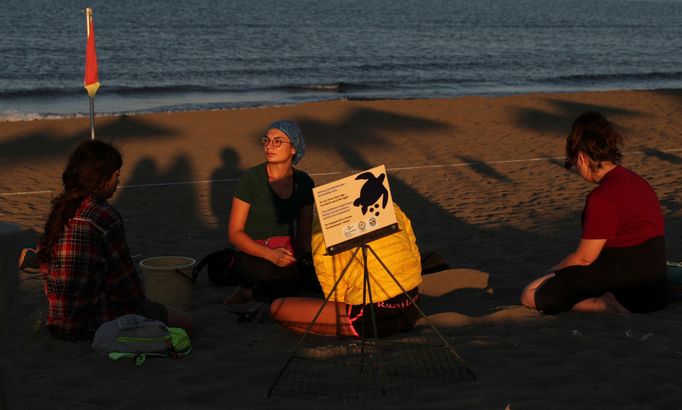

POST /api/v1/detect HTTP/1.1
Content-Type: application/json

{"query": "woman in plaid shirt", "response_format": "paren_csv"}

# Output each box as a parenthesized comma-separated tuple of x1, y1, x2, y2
(38, 140, 192, 340)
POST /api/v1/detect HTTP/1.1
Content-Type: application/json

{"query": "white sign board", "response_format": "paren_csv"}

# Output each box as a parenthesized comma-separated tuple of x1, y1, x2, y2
(313, 165, 398, 254)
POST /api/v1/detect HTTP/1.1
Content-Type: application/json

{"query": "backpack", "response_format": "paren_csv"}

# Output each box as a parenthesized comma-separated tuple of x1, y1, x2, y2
(193, 247, 237, 286)
(92, 314, 191, 366)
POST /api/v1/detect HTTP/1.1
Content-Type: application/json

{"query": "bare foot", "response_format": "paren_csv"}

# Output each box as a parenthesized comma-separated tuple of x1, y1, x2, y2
(223, 287, 252, 305)
(572, 292, 631, 314)
(601, 292, 631, 315)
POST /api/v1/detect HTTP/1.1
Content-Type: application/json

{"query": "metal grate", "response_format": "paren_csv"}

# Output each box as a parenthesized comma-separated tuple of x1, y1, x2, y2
(269, 337, 474, 400)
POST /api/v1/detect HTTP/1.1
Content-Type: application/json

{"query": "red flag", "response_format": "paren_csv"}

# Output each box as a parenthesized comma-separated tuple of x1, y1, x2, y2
(84, 8, 100, 97)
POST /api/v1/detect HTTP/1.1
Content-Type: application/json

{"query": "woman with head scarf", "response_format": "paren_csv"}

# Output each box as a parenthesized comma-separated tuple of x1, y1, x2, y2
(224, 120, 319, 304)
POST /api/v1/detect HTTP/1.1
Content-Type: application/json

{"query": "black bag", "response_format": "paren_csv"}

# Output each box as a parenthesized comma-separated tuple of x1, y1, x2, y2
(420, 251, 449, 275)
(193, 248, 237, 286)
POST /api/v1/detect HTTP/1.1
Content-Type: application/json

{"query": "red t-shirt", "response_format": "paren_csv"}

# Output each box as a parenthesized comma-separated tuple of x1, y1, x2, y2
(582, 165, 664, 248)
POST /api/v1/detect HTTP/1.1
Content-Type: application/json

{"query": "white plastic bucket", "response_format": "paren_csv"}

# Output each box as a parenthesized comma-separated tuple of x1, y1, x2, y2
(139, 256, 196, 310)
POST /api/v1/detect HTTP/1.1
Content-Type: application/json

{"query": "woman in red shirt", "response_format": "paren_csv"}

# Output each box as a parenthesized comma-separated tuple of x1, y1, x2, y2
(521, 112, 667, 314)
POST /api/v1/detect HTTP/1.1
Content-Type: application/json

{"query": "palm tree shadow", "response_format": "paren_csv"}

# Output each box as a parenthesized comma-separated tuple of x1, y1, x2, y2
(511, 98, 644, 136)
(456, 155, 513, 184)
(0, 115, 179, 166)
(652, 89, 682, 106)
(642, 147, 682, 238)
(288, 106, 563, 311)
(297, 106, 452, 154)
(643, 147, 682, 165)
(547, 158, 565, 169)
(345, 148, 544, 305)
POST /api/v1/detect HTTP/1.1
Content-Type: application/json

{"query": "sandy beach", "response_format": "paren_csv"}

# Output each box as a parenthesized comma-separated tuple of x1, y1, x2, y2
(2, 89, 682, 409)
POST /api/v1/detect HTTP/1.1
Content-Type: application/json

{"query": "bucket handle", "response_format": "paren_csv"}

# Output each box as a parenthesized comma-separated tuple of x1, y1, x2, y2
(175, 268, 197, 284)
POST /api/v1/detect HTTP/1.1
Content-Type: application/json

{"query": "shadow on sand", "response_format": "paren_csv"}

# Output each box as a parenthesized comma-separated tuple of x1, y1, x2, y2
(0, 115, 178, 166)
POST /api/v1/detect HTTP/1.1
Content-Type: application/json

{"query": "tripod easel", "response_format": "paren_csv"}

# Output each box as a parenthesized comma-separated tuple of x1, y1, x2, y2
(268, 238, 476, 398)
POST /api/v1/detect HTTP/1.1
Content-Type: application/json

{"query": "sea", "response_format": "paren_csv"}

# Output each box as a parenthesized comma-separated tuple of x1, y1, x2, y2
(1, 0, 681, 120)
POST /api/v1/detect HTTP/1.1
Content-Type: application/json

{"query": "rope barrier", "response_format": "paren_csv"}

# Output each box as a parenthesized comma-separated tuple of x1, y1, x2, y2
(2, 148, 681, 197)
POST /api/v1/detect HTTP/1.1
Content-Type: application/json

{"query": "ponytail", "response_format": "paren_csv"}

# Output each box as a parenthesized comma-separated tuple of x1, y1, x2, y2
(38, 140, 122, 263)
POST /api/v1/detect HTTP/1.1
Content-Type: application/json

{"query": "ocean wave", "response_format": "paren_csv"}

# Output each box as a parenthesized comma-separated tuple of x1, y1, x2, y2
(0, 88, 75, 98)
(0, 110, 85, 122)
(0, 99, 301, 122)
(0, 84, 228, 99)
(547, 71, 682, 84)
(278, 82, 364, 93)
(104, 84, 221, 95)
(0, 82, 362, 100)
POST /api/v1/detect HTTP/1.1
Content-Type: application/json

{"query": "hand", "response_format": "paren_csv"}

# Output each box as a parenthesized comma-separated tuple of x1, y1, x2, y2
(269, 247, 297, 267)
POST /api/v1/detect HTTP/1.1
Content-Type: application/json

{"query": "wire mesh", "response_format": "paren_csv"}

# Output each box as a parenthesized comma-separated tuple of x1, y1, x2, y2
(269, 337, 474, 400)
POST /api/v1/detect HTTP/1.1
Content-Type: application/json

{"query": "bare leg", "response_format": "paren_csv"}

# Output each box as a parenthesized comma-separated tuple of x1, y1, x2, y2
(521, 273, 555, 309)
(571, 292, 630, 314)
(270, 297, 356, 337)
(166, 305, 193, 335)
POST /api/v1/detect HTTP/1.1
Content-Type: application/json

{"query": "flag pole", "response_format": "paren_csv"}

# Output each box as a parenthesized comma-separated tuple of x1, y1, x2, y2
(83, 8, 100, 140)
(89, 95, 95, 140)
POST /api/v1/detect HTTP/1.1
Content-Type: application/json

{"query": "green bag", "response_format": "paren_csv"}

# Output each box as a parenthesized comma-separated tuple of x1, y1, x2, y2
(92, 314, 191, 366)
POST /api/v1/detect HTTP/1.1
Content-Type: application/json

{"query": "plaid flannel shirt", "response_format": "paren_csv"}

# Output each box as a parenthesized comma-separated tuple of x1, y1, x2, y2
(41, 195, 145, 340)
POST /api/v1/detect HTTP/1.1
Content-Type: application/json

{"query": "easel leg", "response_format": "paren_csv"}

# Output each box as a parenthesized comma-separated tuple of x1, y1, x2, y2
(366, 245, 476, 380)
(268, 246, 362, 396)
(268, 242, 476, 398)
(361, 245, 380, 340)
(360, 245, 388, 395)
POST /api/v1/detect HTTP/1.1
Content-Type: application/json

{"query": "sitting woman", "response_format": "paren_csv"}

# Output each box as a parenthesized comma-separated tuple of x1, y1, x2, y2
(38, 140, 192, 341)
(224, 120, 318, 304)
(521, 112, 667, 314)
(270, 204, 422, 338)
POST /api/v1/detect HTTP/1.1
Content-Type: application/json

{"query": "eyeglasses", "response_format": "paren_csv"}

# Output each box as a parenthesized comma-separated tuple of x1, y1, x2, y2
(260, 136, 291, 148)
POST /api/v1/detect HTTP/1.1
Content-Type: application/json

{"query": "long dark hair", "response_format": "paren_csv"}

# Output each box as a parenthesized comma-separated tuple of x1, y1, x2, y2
(564, 112, 623, 170)
(38, 140, 123, 262)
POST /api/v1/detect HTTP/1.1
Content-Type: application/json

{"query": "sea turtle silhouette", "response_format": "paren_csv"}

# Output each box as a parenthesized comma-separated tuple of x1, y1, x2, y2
(353, 172, 388, 215)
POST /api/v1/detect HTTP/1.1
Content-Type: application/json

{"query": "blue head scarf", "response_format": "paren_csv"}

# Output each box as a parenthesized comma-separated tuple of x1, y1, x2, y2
(268, 120, 305, 165)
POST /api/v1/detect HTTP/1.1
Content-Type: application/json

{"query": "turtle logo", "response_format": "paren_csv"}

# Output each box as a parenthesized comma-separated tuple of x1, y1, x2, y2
(353, 172, 388, 215)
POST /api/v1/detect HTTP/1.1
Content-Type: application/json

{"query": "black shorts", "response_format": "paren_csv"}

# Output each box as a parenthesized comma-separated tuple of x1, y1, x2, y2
(230, 251, 320, 302)
(535, 236, 667, 314)
(347, 287, 420, 338)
